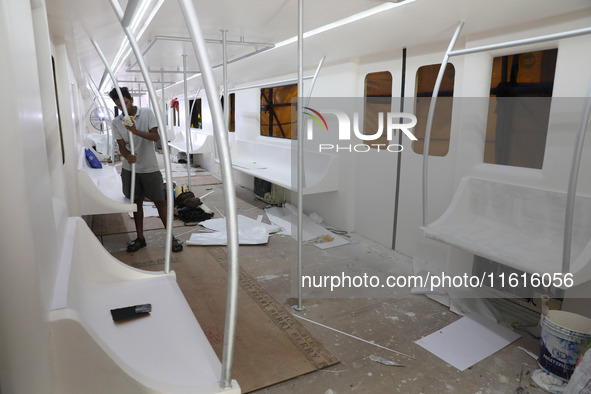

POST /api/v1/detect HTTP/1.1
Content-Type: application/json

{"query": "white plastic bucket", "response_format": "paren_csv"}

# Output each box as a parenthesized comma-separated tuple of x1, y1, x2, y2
(539, 310, 591, 381)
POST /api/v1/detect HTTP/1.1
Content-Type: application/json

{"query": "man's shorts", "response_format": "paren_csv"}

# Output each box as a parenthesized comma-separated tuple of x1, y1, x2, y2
(121, 169, 165, 202)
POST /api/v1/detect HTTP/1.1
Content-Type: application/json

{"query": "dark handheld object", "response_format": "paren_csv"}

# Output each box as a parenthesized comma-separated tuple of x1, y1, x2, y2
(110, 304, 152, 322)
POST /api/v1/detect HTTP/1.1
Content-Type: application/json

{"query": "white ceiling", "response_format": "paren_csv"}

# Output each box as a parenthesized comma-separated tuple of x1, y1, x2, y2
(46, 0, 591, 99)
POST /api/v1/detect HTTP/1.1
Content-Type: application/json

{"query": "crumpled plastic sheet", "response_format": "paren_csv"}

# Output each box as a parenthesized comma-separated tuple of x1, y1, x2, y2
(187, 227, 269, 246)
(187, 214, 277, 246)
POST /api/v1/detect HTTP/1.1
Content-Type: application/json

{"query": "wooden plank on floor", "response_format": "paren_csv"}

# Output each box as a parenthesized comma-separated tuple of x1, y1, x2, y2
(112, 245, 338, 392)
(91, 212, 185, 236)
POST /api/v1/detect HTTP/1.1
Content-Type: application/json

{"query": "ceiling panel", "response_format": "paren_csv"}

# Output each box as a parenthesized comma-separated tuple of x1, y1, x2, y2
(45, 0, 591, 99)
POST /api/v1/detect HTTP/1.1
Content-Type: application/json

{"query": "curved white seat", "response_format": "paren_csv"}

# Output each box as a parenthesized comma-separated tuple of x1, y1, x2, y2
(230, 139, 338, 195)
(424, 176, 591, 286)
(169, 129, 214, 154)
(49, 217, 240, 393)
(78, 151, 135, 215)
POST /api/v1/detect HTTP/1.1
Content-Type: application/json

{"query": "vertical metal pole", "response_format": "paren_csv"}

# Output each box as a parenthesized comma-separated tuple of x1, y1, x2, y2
(161, 70, 165, 117)
(563, 81, 591, 274)
(422, 21, 464, 226)
(90, 38, 136, 203)
(183, 54, 192, 191)
(222, 29, 229, 129)
(178, 0, 239, 388)
(295, 0, 305, 311)
(392, 47, 407, 250)
(108, 0, 174, 273)
(161, 69, 166, 157)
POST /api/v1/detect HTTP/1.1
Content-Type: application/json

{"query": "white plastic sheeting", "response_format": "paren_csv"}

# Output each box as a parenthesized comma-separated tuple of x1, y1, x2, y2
(187, 215, 280, 246)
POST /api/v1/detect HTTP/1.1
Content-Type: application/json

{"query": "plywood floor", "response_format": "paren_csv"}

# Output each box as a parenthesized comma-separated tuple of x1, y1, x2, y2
(96, 165, 548, 394)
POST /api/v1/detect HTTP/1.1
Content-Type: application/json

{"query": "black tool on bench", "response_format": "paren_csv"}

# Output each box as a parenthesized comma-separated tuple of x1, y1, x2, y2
(110, 304, 152, 322)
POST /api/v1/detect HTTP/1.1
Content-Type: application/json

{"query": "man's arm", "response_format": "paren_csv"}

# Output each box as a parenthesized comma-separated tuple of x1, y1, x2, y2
(116, 139, 137, 164)
(126, 123, 160, 142)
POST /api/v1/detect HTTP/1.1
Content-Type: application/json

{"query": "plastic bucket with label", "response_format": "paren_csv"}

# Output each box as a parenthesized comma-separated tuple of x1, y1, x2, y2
(539, 310, 591, 381)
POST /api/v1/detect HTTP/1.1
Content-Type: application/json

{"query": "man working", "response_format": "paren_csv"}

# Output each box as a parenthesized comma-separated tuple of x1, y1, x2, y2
(109, 86, 183, 253)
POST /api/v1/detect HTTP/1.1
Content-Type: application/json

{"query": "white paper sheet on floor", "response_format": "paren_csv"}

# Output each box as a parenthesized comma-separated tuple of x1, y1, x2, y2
(187, 226, 269, 245)
(414, 313, 521, 371)
(128, 202, 160, 218)
(264, 204, 349, 249)
(186, 214, 279, 246)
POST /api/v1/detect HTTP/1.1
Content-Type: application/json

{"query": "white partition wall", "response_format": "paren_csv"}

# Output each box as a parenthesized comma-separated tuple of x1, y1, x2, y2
(0, 0, 59, 391)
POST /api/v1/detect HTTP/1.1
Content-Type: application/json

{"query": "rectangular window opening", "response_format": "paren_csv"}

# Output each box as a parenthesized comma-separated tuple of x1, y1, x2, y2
(413, 63, 454, 156)
(363, 71, 393, 149)
(260, 84, 297, 139)
(484, 49, 557, 169)
(189, 98, 202, 129)
(220, 93, 236, 132)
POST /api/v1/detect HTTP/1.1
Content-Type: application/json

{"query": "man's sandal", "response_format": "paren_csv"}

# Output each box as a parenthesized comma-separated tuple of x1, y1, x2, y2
(172, 237, 183, 253)
(127, 237, 146, 252)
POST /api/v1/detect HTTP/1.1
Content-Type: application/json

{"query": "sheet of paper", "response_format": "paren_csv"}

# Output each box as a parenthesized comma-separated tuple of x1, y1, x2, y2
(414, 313, 521, 371)
(128, 202, 159, 218)
(200, 215, 281, 234)
(187, 227, 268, 245)
(265, 204, 349, 249)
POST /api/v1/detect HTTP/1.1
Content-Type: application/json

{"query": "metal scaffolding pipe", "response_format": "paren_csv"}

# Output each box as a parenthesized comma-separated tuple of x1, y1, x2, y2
(422, 21, 464, 226)
(108, 0, 174, 273)
(90, 38, 137, 203)
(229, 75, 313, 93)
(178, 0, 239, 388)
(126, 34, 275, 71)
(183, 54, 192, 191)
(153, 34, 275, 46)
(117, 79, 177, 84)
(295, 0, 305, 312)
(120, 0, 140, 29)
(563, 81, 591, 275)
(449, 26, 591, 57)
(125, 43, 274, 77)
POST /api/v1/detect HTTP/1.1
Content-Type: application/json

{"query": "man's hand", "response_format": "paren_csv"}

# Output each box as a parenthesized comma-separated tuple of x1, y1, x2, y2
(126, 123, 139, 135)
(126, 154, 137, 164)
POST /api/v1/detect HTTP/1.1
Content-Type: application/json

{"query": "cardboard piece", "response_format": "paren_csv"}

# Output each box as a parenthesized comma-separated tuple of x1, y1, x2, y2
(415, 313, 520, 371)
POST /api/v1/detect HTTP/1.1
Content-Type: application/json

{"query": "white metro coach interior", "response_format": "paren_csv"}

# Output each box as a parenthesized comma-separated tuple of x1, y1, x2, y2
(1, 0, 591, 392)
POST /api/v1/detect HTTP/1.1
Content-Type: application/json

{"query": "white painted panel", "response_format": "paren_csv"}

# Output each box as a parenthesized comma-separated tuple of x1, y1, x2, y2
(0, 0, 55, 391)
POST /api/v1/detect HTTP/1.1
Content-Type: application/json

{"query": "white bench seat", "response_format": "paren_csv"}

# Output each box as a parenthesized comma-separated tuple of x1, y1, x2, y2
(169, 129, 214, 154)
(49, 217, 240, 393)
(78, 151, 135, 215)
(230, 139, 338, 195)
(424, 176, 591, 286)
